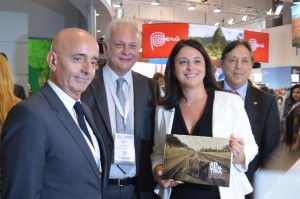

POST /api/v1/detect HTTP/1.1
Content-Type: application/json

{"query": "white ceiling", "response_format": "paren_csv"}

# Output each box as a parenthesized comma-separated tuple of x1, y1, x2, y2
(117, 0, 293, 31)
(67, 0, 294, 38)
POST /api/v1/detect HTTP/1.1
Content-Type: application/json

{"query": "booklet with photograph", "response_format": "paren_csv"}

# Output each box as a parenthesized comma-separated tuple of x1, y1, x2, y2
(162, 134, 232, 187)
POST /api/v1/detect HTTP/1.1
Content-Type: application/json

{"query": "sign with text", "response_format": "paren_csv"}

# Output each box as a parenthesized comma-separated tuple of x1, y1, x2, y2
(142, 23, 189, 58)
(244, 30, 269, 62)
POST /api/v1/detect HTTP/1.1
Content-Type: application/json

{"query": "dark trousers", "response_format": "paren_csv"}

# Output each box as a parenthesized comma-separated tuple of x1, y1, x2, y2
(104, 184, 159, 199)
(105, 184, 139, 199)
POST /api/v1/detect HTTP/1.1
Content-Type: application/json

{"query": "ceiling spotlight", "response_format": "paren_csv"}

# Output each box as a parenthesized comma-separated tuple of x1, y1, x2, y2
(293, 0, 300, 4)
(151, 0, 161, 6)
(116, 8, 124, 18)
(266, 8, 273, 15)
(112, 0, 122, 8)
(188, 4, 196, 11)
(242, 15, 248, 21)
(213, 6, 221, 13)
(228, 18, 234, 25)
(275, 3, 283, 15)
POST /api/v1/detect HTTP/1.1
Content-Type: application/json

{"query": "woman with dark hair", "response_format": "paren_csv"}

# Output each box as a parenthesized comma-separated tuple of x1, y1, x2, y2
(283, 84, 300, 150)
(151, 39, 258, 199)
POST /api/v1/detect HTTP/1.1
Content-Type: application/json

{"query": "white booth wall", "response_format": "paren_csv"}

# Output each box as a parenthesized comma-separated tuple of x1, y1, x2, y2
(0, 11, 28, 95)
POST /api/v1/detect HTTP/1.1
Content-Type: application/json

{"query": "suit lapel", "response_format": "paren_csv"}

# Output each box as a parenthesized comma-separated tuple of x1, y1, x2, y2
(132, 72, 145, 139)
(41, 84, 102, 183)
(245, 86, 256, 108)
(81, 103, 107, 185)
(245, 85, 259, 123)
(91, 69, 113, 140)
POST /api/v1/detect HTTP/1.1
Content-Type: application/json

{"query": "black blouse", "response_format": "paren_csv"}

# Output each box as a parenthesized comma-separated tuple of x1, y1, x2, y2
(170, 91, 220, 199)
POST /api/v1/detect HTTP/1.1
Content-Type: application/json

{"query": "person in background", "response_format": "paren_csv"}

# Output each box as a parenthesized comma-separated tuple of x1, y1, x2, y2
(260, 86, 270, 94)
(1, 28, 107, 199)
(0, 53, 22, 196)
(13, 84, 26, 99)
(81, 18, 159, 199)
(292, 132, 300, 150)
(0, 54, 21, 132)
(220, 39, 280, 199)
(0, 52, 27, 99)
(269, 88, 275, 96)
(283, 84, 300, 155)
(276, 88, 286, 119)
(153, 72, 165, 97)
(151, 39, 258, 199)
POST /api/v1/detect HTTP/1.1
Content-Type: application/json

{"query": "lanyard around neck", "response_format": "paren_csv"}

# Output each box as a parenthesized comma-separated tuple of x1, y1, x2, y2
(108, 81, 130, 126)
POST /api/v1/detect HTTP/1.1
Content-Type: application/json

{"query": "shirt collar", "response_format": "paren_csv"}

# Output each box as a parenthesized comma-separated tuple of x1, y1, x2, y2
(103, 65, 133, 86)
(223, 80, 248, 101)
(47, 79, 77, 111)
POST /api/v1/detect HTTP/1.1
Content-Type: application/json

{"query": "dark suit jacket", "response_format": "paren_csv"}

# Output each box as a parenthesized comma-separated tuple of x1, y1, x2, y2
(1, 83, 107, 199)
(244, 84, 280, 184)
(220, 81, 280, 184)
(81, 68, 159, 197)
(13, 84, 26, 99)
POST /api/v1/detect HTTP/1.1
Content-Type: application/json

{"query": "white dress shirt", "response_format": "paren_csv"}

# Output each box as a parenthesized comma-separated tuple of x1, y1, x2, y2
(103, 65, 136, 178)
(47, 80, 101, 172)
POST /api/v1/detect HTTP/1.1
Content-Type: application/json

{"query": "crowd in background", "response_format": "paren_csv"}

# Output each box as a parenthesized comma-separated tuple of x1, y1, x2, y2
(258, 85, 300, 169)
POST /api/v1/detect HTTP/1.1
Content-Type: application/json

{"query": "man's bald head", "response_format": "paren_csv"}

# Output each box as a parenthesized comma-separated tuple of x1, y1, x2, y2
(50, 28, 97, 53)
(47, 28, 99, 100)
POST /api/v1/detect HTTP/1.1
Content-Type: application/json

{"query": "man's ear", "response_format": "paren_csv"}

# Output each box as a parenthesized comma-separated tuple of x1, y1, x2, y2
(47, 51, 57, 72)
(102, 42, 108, 55)
(220, 60, 224, 70)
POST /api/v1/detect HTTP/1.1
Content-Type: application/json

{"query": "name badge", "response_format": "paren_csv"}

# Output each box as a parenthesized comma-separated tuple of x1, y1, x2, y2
(114, 133, 135, 165)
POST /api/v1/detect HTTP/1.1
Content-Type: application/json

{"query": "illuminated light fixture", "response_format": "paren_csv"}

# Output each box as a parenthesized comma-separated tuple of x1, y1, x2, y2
(242, 15, 248, 21)
(116, 8, 124, 18)
(214, 22, 220, 26)
(97, 30, 101, 33)
(275, 2, 283, 15)
(188, 4, 196, 11)
(266, 8, 273, 15)
(228, 18, 234, 25)
(112, 0, 122, 8)
(95, 13, 99, 16)
(293, 0, 300, 4)
(213, 7, 221, 13)
(112, 3, 121, 8)
(151, 0, 161, 6)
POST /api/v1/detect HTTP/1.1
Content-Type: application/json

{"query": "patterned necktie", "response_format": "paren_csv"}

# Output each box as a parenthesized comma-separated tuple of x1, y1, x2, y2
(74, 102, 93, 145)
(115, 77, 133, 174)
(116, 77, 129, 133)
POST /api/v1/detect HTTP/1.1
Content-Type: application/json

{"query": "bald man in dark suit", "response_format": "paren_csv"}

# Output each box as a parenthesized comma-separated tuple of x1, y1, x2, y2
(1, 28, 107, 199)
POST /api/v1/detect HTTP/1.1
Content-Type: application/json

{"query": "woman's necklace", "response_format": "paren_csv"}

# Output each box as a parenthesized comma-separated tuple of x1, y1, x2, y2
(184, 95, 207, 107)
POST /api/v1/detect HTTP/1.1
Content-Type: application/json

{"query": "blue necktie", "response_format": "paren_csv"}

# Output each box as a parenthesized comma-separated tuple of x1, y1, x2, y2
(116, 77, 128, 133)
(74, 102, 93, 145)
(115, 77, 133, 174)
